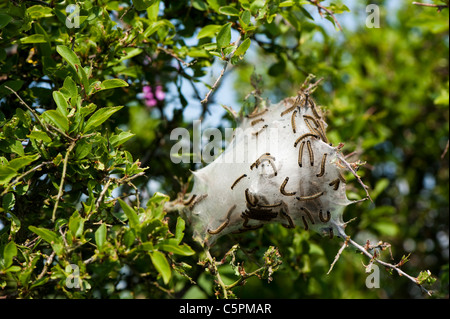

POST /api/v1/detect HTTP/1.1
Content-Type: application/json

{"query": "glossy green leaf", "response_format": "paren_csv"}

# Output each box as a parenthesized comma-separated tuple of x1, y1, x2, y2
(216, 22, 232, 49)
(0, 166, 17, 185)
(98, 79, 129, 92)
(28, 130, 52, 143)
(20, 34, 47, 44)
(53, 91, 69, 116)
(197, 24, 222, 39)
(95, 224, 107, 252)
(158, 243, 195, 256)
(0, 13, 13, 29)
(29, 226, 60, 244)
(174, 217, 185, 244)
(1, 241, 17, 269)
(2, 193, 15, 211)
(234, 38, 251, 57)
(56, 45, 81, 70)
(118, 199, 139, 230)
(83, 106, 124, 133)
(219, 6, 240, 16)
(133, 0, 157, 11)
(8, 154, 40, 171)
(42, 110, 69, 132)
(150, 251, 171, 284)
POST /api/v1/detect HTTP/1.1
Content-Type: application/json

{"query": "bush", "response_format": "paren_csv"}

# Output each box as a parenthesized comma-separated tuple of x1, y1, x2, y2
(0, 0, 448, 299)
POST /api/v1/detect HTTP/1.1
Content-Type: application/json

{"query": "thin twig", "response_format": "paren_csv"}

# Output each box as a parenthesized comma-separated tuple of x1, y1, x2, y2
(412, 2, 449, 12)
(201, 62, 229, 106)
(5, 86, 51, 135)
(335, 227, 432, 296)
(37, 251, 55, 280)
(95, 178, 112, 211)
(204, 248, 229, 299)
(327, 235, 350, 274)
(336, 152, 373, 202)
(200, 36, 241, 107)
(52, 140, 77, 222)
(1, 160, 53, 197)
(309, 0, 343, 31)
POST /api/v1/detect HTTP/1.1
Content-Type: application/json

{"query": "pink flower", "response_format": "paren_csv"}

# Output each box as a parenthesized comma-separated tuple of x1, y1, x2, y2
(142, 85, 165, 108)
(155, 85, 165, 101)
(145, 98, 157, 108)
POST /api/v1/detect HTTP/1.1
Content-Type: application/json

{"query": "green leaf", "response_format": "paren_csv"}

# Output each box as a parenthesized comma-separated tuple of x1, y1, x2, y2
(28, 130, 52, 143)
(75, 138, 92, 160)
(192, 0, 208, 11)
(83, 106, 124, 133)
(56, 45, 81, 71)
(279, 1, 294, 7)
(197, 24, 222, 39)
(42, 109, 69, 132)
(133, 0, 157, 11)
(118, 199, 139, 230)
(0, 13, 13, 29)
(417, 270, 436, 285)
(28, 226, 60, 244)
(68, 211, 84, 239)
(219, 6, 240, 16)
(98, 79, 129, 91)
(8, 154, 40, 170)
(149, 251, 171, 284)
(2, 242, 17, 269)
(27, 5, 53, 19)
(159, 243, 195, 256)
(216, 22, 232, 49)
(61, 77, 78, 100)
(0, 166, 17, 185)
(20, 34, 47, 44)
(174, 217, 185, 244)
(53, 91, 69, 116)
(110, 130, 135, 147)
(9, 140, 24, 157)
(2, 193, 15, 211)
(234, 38, 251, 57)
(95, 224, 107, 252)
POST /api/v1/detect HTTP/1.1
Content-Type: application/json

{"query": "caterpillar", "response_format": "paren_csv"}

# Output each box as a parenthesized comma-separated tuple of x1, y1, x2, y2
(231, 174, 247, 190)
(316, 153, 327, 177)
(280, 177, 297, 196)
(294, 133, 319, 147)
(207, 205, 237, 234)
(296, 191, 324, 201)
(319, 209, 331, 223)
(247, 108, 268, 119)
(301, 207, 315, 225)
(298, 141, 305, 167)
(291, 109, 297, 134)
(252, 124, 268, 136)
(189, 194, 208, 210)
(307, 140, 314, 166)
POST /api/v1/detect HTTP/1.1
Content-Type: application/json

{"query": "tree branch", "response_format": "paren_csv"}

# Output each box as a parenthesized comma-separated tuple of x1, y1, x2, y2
(5, 86, 52, 136)
(335, 227, 433, 296)
(52, 140, 76, 222)
(412, 2, 449, 12)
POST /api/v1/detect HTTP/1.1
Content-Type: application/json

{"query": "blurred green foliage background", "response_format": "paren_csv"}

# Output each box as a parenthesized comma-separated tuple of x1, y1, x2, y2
(0, 0, 448, 299)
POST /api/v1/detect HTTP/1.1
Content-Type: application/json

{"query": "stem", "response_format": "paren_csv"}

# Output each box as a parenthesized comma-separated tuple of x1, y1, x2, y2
(52, 141, 76, 222)
(1, 160, 53, 197)
(335, 227, 432, 296)
(204, 248, 228, 299)
(5, 86, 52, 136)
(200, 36, 241, 109)
(412, 2, 449, 12)
(336, 152, 373, 202)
